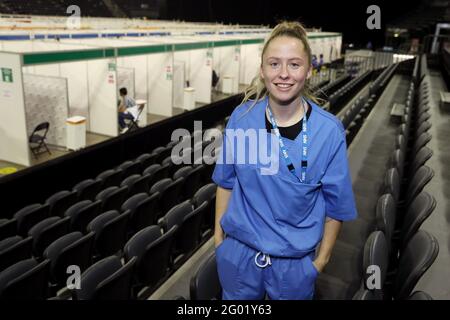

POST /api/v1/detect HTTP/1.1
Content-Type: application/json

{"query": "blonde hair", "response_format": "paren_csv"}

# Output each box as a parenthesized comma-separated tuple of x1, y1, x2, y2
(241, 21, 319, 109)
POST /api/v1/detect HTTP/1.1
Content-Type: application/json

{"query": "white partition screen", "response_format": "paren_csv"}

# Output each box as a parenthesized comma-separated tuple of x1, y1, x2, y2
(88, 59, 118, 137)
(117, 67, 135, 98)
(147, 52, 173, 117)
(117, 55, 147, 101)
(172, 60, 185, 109)
(215, 45, 240, 94)
(59, 61, 89, 126)
(0, 52, 30, 166)
(190, 48, 212, 104)
(335, 37, 342, 60)
(239, 43, 262, 85)
(213, 47, 221, 80)
(23, 74, 69, 148)
(20, 60, 90, 130)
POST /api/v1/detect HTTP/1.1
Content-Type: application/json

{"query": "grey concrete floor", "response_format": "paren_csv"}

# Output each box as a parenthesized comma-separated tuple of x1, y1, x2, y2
(348, 74, 409, 183)
(148, 237, 215, 300)
(336, 83, 372, 119)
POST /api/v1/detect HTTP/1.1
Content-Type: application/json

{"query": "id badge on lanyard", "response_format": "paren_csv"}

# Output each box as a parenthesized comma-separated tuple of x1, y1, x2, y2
(266, 98, 308, 183)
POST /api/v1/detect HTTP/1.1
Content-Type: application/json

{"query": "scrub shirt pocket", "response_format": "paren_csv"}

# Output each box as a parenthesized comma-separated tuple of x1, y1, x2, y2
(237, 163, 322, 228)
(270, 173, 322, 227)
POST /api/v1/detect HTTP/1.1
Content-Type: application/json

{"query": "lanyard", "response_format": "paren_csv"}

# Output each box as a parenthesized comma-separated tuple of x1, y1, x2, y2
(266, 98, 308, 183)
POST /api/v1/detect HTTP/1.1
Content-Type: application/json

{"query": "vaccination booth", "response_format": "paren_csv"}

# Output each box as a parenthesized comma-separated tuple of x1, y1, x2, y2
(0, 41, 118, 166)
(57, 37, 165, 121)
(123, 36, 214, 112)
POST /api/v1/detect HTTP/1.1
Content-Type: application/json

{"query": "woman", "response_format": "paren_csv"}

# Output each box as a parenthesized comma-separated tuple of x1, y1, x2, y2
(212, 21, 357, 300)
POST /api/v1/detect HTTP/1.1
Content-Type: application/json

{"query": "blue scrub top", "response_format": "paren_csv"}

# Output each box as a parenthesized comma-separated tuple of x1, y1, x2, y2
(212, 96, 358, 258)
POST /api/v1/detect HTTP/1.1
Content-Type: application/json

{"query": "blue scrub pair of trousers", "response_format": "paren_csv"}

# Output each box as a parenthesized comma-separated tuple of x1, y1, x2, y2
(215, 236, 319, 300)
(119, 112, 134, 129)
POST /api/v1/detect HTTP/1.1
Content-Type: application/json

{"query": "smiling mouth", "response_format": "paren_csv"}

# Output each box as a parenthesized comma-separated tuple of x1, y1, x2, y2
(274, 83, 294, 88)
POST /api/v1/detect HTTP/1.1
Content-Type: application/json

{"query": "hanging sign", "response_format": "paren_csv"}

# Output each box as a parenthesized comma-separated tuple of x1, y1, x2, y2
(1, 68, 13, 83)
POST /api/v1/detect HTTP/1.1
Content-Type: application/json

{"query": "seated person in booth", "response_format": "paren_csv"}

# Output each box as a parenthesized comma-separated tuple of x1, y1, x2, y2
(118, 87, 138, 133)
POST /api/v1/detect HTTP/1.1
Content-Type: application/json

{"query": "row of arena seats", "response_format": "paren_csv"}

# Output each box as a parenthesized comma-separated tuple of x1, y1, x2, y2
(0, 136, 218, 236)
(0, 131, 223, 299)
(310, 78, 330, 93)
(314, 69, 437, 300)
(184, 58, 439, 300)
(316, 74, 351, 100)
(339, 62, 399, 146)
(340, 94, 376, 145)
(419, 54, 428, 84)
(410, 53, 428, 87)
(327, 70, 372, 113)
(369, 63, 399, 96)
